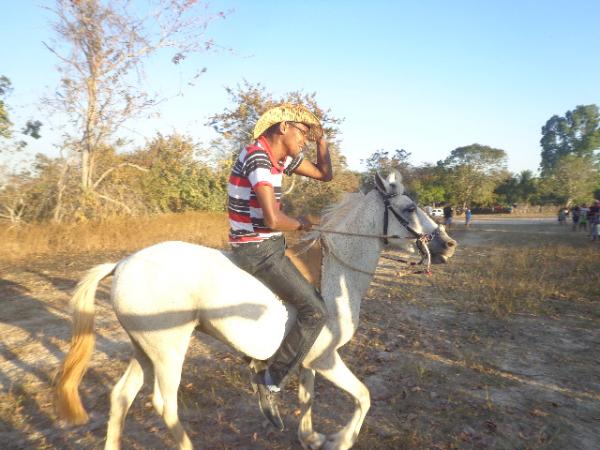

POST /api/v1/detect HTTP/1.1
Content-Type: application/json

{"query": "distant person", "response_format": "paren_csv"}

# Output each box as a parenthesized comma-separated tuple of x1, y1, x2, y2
(443, 204, 453, 228)
(558, 208, 567, 226)
(571, 205, 580, 231)
(578, 205, 589, 232)
(465, 207, 472, 228)
(589, 200, 600, 241)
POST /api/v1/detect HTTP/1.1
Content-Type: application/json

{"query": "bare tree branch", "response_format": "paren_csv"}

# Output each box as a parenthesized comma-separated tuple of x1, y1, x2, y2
(93, 162, 148, 189)
(93, 191, 132, 214)
(43, 0, 229, 194)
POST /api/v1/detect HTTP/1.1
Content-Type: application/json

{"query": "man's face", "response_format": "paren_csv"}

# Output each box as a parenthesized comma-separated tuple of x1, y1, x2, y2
(283, 122, 309, 157)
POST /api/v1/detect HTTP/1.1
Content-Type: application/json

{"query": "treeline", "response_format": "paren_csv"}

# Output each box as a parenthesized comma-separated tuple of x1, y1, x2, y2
(0, 81, 362, 223)
(363, 104, 600, 210)
(1, 82, 600, 224)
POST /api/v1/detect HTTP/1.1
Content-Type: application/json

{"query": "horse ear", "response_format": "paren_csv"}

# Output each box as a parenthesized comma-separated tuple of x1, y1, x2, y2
(374, 172, 388, 193)
(386, 170, 404, 195)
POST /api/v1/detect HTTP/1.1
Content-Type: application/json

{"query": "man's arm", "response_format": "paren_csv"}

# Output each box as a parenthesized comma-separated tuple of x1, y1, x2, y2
(254, 185, 311, 231)
(292, 136, 333, 181)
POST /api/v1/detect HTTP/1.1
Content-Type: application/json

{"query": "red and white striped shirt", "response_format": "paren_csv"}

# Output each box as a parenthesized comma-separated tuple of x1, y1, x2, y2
(228, 137, 303, 244)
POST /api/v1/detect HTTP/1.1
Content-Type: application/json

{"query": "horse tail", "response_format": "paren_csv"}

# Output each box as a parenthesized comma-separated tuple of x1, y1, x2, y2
(54, 262, 117, 424)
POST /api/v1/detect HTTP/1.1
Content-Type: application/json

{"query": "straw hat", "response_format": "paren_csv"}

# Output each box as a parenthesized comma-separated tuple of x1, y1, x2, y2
(253, 103, 322, 140)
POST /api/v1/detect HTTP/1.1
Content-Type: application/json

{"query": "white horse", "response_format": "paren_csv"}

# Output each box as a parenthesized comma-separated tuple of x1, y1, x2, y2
(54, 172, 456, 450)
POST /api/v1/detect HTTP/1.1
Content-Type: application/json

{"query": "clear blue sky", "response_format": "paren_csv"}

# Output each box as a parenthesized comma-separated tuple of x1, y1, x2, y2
(1, 0, 599, 174)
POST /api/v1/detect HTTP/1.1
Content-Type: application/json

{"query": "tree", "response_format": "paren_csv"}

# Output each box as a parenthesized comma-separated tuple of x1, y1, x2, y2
(131, 133, 227, 213)
(0, 76, 43, 154)
(494, 173, 519, 205)
(207, 81, 359, 214)
(442, 144, 507, 208)
(43, 0, 228, 196)
(0, 154, 70, 224)
(0, 76, 13, 139)
(539, 155, 598, 206)
(410, 164, 446, 205)
(540, 104, 600, 174)
(360, 148, 411, 192)
(0, 76, 44, 223)
(494, 170, 539, 205)
(516, 170, 538, 204)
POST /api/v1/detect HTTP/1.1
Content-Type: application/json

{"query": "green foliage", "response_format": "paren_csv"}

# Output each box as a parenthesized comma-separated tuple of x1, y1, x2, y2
(22, 120, 42, 139)
(0, 76, 43, 168)
(132, 134, 227, 213)
(440, 144, 507, 208)
(412, 180, 446, 205)
(444, 144, 507, 173)
(540, 104, 600, 175)
(538, 154, 598, 206)
(494, 170, 539, 205)
(207, 81, 344, 151)
(0, 133, 230, 224)
(400, 163, 445, 205)
(0, 76, 13, 139)
(284, 141, 359, 214)
(359, 148, 411, 192)
(0, 153, 71, 223)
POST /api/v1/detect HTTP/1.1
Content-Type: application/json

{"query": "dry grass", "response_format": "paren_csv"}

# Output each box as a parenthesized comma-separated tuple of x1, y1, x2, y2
(2, 216, 599, 448)
(0, 212, 229, 263)
(430, 227, 600, 316)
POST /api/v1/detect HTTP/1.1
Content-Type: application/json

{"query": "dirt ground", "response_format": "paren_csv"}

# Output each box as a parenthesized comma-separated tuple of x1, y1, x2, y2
(1, 220, 599, 449)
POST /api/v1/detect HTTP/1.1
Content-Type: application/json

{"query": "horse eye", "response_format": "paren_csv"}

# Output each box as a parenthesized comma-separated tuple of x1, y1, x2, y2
(405, 206, 416, 214)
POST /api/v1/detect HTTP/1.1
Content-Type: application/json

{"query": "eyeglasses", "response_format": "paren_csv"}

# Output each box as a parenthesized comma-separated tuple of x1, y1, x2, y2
(288, 122, 309, 138)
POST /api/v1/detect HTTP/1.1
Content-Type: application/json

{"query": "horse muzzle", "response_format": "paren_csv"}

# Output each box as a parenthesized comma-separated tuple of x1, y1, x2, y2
(428, 234, 457, 264)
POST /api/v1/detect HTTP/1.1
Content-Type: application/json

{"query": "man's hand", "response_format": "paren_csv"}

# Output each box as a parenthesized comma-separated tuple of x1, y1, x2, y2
(292, 136, 332, 182)
(297, 216, 313, 231)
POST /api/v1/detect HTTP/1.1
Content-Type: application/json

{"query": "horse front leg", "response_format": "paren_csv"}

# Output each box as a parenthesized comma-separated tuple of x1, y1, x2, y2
(298, 367, 326, 450)
(314, 352, 370, 450)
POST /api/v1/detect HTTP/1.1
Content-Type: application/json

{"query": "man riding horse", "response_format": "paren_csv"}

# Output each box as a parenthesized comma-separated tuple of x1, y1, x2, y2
(54, 104, 457, 450)
(228, 104, 332, 429)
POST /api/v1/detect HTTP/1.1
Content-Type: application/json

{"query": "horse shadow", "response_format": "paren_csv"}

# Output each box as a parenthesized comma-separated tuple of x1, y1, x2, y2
(0, 276, 158, 448)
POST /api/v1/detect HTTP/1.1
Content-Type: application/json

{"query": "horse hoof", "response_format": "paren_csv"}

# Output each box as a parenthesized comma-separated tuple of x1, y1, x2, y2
(321, 433, 353, 450)
(300, 432, 326, 450)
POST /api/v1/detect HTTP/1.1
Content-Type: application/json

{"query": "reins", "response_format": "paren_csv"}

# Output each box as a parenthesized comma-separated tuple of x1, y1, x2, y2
(311, 227, 415, 241)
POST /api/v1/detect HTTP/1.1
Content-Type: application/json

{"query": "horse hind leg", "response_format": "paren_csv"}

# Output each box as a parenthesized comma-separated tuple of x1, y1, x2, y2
(298, 367, 326, 450)
(104, 348, 148, 450)
(152, 373, 164, 416)
(312, 352, 370, 450)
(153, 350, 193, 450)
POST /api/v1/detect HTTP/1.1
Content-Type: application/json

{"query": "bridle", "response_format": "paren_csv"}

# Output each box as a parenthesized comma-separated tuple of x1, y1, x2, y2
(296, 189, 441, 275)
(376, 187, 440, 273)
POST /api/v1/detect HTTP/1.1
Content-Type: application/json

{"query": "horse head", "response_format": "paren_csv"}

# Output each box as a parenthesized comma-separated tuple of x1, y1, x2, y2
(374, 171, 457, 264)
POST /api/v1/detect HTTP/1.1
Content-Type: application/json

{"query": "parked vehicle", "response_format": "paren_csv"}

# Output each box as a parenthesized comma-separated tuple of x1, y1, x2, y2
(430, 208, 444, 217)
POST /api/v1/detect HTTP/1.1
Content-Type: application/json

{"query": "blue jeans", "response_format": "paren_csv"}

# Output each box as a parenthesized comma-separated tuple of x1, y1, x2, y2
(230, 235, 327, 388)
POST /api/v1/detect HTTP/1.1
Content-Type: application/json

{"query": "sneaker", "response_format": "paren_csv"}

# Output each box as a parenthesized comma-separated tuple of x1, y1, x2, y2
(253, 371, 284, 431)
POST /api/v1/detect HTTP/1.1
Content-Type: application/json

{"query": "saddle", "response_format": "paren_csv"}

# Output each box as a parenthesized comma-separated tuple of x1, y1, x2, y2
(285, 235, 323, 290)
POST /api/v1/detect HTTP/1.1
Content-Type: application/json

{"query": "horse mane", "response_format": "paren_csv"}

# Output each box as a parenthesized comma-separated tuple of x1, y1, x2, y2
(320, 192, 365, 229)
